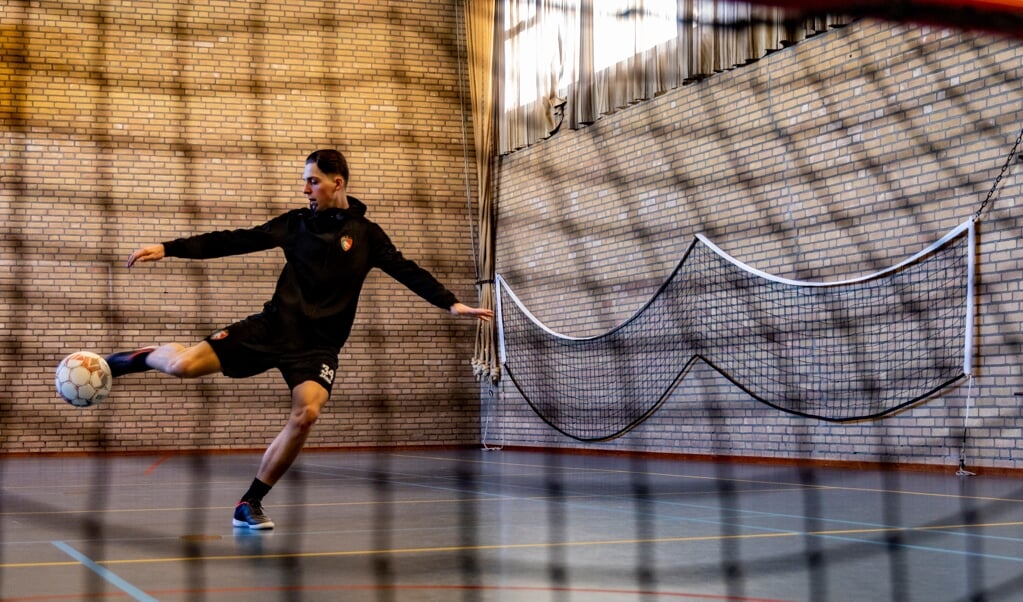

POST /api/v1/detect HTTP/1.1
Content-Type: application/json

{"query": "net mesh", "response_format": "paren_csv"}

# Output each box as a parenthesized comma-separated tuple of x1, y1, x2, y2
(497, 221, 974, 441)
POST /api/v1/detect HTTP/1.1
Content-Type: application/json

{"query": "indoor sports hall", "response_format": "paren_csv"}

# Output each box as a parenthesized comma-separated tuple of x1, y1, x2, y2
(1, 1, 1022, 600)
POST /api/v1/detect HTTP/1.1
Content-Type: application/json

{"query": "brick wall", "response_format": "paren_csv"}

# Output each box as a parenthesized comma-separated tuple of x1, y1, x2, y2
(488, 20, 1023, 470)
(0, 1, 482, 452)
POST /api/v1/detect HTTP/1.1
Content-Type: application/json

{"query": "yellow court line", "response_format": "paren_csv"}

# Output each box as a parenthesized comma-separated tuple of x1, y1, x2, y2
(5, 451, 1017, 504)
(0, 486, 816, 518)
(4, 531, 800, 569)
(5, 520, 1023, 570)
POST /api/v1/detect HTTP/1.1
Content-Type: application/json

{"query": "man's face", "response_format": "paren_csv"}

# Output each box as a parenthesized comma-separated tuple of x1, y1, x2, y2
(303, 163, 346, 212)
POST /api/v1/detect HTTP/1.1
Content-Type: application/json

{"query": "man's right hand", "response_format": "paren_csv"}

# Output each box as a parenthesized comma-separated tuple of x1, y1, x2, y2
(126, 244, 165, 268)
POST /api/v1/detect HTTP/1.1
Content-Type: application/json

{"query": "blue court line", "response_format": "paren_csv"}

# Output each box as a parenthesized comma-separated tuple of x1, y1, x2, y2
(52, 540, 158, 602)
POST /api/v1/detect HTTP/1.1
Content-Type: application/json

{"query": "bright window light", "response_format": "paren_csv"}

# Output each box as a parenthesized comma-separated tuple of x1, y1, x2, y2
(593, 1, 678, 71)
(502, 0, 679, 110)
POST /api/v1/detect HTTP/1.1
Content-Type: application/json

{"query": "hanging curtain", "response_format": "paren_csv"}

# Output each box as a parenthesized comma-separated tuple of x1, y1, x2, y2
(497, 0, 578, 152)
(463, 0, 501, 383)
(498, 0, 849, 153)
(462, 0, 850, 379)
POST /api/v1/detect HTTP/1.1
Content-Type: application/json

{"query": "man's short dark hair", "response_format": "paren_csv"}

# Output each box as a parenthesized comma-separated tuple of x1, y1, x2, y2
(306, 149, 350, 183)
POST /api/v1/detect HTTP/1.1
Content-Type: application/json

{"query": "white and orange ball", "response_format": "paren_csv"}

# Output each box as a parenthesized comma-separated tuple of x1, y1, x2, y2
(55, 351, 112, 407)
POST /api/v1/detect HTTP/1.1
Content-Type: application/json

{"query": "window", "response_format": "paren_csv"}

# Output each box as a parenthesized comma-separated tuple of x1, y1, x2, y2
(592, 0, 678, 72)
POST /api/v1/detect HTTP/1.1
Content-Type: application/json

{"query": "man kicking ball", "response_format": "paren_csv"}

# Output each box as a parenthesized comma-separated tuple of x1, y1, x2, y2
(106, 149, 492, 529)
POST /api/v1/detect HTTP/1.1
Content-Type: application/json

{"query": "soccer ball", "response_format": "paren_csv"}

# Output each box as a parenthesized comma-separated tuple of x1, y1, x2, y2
(55, 351, 112, 407)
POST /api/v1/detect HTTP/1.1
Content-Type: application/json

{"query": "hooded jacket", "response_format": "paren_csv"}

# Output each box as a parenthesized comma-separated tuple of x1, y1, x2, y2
(161, 196, 459, 350)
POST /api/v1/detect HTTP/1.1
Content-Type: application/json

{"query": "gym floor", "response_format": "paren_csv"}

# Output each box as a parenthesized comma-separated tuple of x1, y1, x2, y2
(1, 448, 1021, 601)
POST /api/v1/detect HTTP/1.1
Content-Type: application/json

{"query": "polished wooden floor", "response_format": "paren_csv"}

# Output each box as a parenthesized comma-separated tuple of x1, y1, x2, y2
(1, 448, 1021, 601)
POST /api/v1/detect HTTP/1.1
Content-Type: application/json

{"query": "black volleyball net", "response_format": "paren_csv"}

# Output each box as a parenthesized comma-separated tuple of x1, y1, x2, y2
(496, 220, 975, 441)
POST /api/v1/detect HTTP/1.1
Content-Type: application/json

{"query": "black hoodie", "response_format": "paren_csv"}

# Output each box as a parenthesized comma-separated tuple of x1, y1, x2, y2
(161, 196, 459, 350)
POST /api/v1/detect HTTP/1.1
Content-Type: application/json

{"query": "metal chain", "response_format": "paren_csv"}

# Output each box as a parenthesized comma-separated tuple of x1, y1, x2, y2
(974, 126, 1023, 222)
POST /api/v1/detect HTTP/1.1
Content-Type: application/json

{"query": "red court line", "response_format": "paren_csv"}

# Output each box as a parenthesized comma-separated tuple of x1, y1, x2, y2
(1, 583, 797, 602)
(143, 454, 171, 475)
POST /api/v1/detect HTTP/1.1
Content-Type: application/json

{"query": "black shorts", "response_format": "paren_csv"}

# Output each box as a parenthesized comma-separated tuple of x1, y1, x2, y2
(204, 314, 339, 394)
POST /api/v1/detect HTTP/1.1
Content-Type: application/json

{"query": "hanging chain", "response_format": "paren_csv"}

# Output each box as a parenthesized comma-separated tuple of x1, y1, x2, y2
(974, 126, 1023, 222)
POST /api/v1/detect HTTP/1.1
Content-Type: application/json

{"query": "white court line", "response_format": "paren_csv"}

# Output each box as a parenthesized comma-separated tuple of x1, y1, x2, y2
(52, 540, 159, 602)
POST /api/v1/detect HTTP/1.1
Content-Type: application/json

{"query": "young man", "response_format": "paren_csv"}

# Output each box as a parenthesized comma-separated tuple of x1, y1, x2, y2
(106, 149, 492, 530)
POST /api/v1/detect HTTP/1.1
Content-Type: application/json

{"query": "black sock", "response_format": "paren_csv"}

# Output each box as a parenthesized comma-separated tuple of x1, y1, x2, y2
(241, 478, 272, 503)
(105, 348, 155, 378)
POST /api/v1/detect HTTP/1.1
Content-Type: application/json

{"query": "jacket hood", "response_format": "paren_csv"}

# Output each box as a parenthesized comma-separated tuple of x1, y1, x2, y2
(344, 195, 367, 217)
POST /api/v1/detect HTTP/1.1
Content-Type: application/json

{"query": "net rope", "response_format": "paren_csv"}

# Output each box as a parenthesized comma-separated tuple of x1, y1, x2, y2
(496, 220, 974, 441)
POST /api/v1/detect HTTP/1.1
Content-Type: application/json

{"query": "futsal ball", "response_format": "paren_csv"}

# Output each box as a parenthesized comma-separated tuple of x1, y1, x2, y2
(55, 351, 112, 408)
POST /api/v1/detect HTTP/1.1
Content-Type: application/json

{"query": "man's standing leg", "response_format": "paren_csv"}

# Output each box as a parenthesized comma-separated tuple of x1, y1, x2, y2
(233, 380, 329, 529)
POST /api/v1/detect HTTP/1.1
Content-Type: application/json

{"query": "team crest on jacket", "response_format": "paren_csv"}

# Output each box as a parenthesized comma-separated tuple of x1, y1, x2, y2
(339, 235, 353, 252)
(210, 329, 229, 341)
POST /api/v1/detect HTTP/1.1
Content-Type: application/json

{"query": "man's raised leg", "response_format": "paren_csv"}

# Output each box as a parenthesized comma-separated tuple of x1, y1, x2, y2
(107, 342, 221, 379)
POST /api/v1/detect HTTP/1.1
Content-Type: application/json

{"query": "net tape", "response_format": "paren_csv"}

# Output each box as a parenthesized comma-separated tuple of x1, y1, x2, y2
(497, 220, 974, 441)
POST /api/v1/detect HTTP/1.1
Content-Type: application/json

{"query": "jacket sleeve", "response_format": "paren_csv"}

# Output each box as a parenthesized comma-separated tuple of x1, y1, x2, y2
(162, 213, 291, 259)
(370, 224, 459, 310)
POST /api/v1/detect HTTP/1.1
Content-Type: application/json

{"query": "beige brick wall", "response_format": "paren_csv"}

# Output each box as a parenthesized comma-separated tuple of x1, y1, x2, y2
(489, 20, 1023, 471)
(0, 1, 482, 452)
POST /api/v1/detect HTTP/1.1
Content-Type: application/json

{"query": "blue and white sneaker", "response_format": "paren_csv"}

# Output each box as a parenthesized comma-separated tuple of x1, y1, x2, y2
(233, 500, 275, 530)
